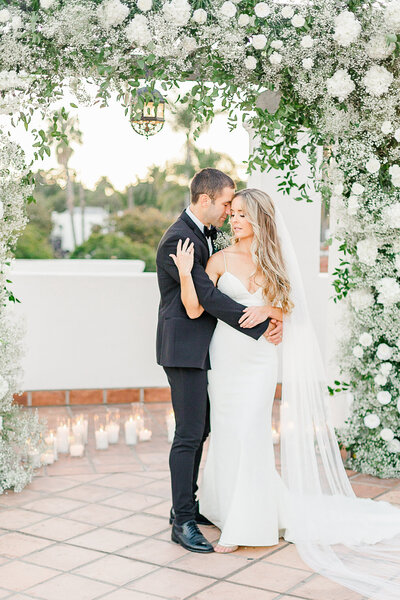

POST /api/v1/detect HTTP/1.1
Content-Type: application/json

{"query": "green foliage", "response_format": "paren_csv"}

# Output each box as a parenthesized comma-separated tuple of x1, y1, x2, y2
(70, 232, 156, 270)
(14, 224, 54, 259)
(112, 207, 173, 248)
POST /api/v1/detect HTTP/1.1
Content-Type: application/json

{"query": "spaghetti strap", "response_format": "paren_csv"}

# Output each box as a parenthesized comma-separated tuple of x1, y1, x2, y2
(221, 250, 228, 273)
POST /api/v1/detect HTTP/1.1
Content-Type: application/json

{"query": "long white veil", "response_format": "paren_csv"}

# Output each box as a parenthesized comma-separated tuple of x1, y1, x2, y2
(275, 204, 400, 599)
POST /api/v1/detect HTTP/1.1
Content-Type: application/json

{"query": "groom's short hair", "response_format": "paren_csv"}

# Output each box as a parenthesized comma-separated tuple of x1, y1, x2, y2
(190, 168, 235, 204)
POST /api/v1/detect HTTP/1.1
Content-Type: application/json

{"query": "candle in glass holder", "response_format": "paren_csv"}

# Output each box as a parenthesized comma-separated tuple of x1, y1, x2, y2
(72, 418, 85, 445)
(56, 423, 69, 453)
(95, 426, 109, 450)
(41, 451, 55, 465)
(70, 442, 85, 457)
(139, 428, 152, 442)
(166, 411, 175, 443)
(45, 431, 58, 461)
(124, 416, 137, 445)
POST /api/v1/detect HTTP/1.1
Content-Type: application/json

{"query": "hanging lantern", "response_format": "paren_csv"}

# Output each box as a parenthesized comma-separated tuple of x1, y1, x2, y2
(129, 86, 165, 138)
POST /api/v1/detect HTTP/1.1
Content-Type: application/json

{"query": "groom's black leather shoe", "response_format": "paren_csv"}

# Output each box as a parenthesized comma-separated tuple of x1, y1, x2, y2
(171, 520, 214, 553)
(169, 503, 214, 527)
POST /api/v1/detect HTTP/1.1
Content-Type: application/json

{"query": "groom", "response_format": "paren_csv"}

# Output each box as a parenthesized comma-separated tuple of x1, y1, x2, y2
(156, 168, 283, 553)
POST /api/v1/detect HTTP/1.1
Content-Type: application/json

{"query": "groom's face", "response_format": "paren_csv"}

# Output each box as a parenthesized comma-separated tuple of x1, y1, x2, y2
(206, 186, 235, 227)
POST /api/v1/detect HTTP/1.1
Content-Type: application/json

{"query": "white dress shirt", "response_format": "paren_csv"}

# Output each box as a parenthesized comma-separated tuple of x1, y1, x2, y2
(185, 206, 213, 255)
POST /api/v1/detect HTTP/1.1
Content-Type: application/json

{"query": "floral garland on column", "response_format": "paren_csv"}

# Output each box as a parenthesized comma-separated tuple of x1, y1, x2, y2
(0, 134, 42, 492)
(0, 0, 400, 482)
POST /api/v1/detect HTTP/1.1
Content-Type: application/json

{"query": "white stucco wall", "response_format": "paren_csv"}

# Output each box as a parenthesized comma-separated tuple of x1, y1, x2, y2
(10, 260, 168, 390)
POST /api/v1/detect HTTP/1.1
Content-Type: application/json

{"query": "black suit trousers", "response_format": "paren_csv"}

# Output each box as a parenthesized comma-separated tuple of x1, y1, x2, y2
(163, 366, 210, 525)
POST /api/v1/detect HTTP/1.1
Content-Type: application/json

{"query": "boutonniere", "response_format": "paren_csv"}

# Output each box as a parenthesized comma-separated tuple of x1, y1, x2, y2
(213, 231, 232, 251)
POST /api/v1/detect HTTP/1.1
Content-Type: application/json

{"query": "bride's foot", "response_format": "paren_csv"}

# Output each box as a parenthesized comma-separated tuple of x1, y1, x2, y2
(214, 542, 239, 553)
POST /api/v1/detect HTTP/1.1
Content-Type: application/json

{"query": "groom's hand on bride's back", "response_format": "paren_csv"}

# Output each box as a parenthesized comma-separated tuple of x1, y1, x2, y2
(264, 319, 283, 345)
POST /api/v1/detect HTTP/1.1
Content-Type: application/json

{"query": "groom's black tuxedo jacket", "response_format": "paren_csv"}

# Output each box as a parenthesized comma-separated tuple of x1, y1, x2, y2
(156, 210, 270, 370)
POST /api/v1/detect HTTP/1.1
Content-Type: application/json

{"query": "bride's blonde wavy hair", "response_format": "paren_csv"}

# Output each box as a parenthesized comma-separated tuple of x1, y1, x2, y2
(232, 188, 294, 314)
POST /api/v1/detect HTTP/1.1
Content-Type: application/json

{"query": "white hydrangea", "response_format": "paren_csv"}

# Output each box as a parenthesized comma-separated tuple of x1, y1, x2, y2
(97, 0, 129, 28)
(380, 362, 393, 376)
(382, 203, 400, 228)
(380, 428, 395, 442)
(271, 40, 283, 49)
(353, 345, 363, 358)
(252, 34, 267, 50)
(367, 34, 396, 60)
(333, 182, 344, 196)
(347, 195, 359, 215)
(291, 14, 305, 28)
(395, 254, 400, 271)
(40, 0, 56, 8)
(376, 277, 400, 306)
(282, 6, 294, 19)
(326, 69, 355, 102)
(364, 413, 380, 428)
(377, 343, 393, 360)
(356, 237, 378, 266)
(181, 36, 197, 53)
(363, 65, 393, 97)
(0, 200, 3, 219)
(302, 58, 314, 70)
(350, 288, 374, 311)
(377, 391, 392, 405)
(192, 8, 207, 24)
(163, 0, 191, 26)
(333, 11, 361, 47)
(381, 121, 393, 135)
(0, 8, 10, 22)
(374, 373, 387, 386)
(388, 439, 400, 453)
(137, 0, 152, 11)
(300, 35, 313, 48)
(269, 52, 282, 66)
(366, 156, 380, 174)
(11, 16, 23, 30)
(389, 165, 400, 187)
(238, 14, 250, 26)
(126, 14, 151, 46)
(351, 183, 364, 195)
(244, 55, 257, 70)
(219, 1, 237, 18)
(394, 128, 400, 142)
(385, 1, 400, 33)
(359, 332, 373, 347)
(254, 2, 270, 18)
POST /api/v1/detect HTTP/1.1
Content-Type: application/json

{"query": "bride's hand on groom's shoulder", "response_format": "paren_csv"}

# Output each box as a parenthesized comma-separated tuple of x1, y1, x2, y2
(169, 238, 195, 277)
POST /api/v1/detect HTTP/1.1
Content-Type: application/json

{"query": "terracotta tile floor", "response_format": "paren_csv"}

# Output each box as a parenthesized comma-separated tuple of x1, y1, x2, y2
(0, 402, 399, 600)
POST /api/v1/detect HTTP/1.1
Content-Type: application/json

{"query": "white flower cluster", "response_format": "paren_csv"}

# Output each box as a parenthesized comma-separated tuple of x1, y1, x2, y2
(333, 11, 361, 47)
(97, 0, 129, 28)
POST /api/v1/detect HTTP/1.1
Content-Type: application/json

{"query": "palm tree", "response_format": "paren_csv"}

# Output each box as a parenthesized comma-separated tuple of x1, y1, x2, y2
(47, 111, 83, 249)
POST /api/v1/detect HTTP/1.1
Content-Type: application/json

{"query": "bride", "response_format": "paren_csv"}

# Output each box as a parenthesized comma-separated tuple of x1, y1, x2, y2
(171, 187, 400, 599)
(173, 187, 291, 553)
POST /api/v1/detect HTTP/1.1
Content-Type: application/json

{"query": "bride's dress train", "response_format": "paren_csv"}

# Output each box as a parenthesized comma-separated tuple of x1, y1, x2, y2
(199, 263, 290, 546)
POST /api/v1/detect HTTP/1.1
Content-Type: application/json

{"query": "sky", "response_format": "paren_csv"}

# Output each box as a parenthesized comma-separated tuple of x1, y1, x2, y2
(2, 83, 250, 192)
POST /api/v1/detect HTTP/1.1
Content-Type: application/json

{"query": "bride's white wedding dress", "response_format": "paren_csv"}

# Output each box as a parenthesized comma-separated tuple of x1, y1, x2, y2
(199, 254, 290, 546)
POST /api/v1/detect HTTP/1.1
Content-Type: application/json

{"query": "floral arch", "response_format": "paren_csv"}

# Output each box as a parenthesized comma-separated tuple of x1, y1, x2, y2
(1, 0, 400, 490)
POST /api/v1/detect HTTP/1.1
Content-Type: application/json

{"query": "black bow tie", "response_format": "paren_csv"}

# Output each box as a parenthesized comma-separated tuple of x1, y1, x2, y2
(204, 226, 218, 241)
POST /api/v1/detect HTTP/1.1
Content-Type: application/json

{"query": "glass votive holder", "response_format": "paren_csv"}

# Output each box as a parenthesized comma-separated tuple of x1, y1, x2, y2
(106, 409, 120, 444)
(166, 409, 175, 443)
(56, 417, 70, 453)
(70, 433, 85, 457)
(94, 414, 108, 450)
